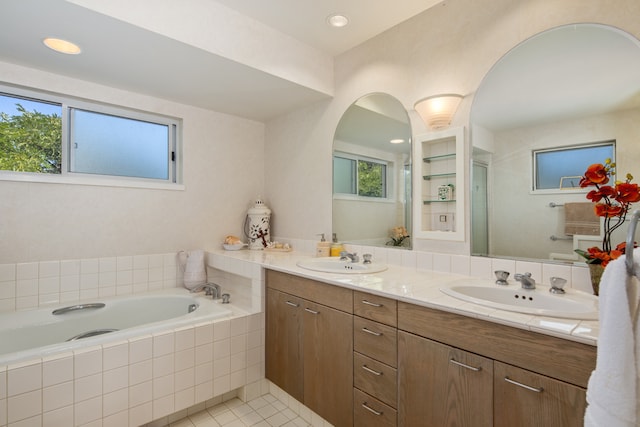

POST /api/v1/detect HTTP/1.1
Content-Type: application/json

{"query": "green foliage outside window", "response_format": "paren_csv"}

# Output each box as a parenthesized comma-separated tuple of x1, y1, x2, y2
(358, 160, 385, 197)
(0, 104, 62, 173)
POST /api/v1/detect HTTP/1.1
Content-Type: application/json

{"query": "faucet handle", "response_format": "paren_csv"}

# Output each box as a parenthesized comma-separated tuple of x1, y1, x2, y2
(494, 270, 509, 286)
(549, 277, 567, 294)
(363, 254, 372, 264)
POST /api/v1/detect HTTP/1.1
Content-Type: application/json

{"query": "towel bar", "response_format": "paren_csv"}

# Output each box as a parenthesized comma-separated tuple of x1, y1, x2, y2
(626, 210, 640, 275)
(549, 235, 572, 241)
(548, 202, 564, 208)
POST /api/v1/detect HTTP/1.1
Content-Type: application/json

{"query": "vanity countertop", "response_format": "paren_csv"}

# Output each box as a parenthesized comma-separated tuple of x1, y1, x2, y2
(210, 249, 599, 346)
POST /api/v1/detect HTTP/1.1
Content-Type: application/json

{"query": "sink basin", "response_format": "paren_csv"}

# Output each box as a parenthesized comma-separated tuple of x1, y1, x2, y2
(440, 280, 598, 320)
(296, 257, 388, 274)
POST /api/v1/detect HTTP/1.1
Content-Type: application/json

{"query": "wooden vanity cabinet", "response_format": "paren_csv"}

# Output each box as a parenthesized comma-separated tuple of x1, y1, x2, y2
(397, 302, 596, 427)
(265, 270, 354, 427)
(493, 361, 587, 427)
(398, 331, 493, 427)
(353, 291, 398, 427)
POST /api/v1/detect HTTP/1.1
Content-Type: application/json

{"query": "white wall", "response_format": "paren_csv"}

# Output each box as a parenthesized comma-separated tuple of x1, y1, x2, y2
(491, 108, 640, 259)
(264, 0, 640, 255)
(0, 62, 266, 264)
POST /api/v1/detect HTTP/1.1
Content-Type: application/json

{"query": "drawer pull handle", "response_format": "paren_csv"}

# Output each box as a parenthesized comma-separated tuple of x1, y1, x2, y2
(361, 402, 383, 416)
(504, 376, 544, 393)
(285, 301, 299, 307)
(362, 327, 382, 336)
(362, 365, 383, 376)
(449, 359, 482, 372)
(304, 308, 319, 314)
(361, 300, 383, 307)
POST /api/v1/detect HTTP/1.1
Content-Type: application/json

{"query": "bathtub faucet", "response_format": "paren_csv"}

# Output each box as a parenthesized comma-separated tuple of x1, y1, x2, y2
(191, 283, 221, 299)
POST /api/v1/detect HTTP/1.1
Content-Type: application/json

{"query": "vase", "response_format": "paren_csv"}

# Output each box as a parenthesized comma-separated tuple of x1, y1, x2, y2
(588, 263, 605, 296)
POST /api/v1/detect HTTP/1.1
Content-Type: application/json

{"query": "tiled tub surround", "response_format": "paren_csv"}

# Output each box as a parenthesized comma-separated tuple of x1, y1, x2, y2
(0, 244, 599, 426)
(0, 251, 266, 427)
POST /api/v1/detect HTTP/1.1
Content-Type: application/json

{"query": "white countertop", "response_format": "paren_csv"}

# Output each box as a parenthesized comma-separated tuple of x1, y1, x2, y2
(210, 249, 599, 346)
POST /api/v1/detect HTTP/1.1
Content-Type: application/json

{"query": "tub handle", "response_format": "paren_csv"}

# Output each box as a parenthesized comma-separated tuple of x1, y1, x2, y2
(52, 303, 106, 315)
(66, 328, 118, 341)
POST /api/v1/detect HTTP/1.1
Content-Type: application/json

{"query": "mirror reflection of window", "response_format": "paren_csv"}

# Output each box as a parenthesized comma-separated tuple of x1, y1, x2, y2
(333, 154, 388, 198)
(533, 141, 614, 191)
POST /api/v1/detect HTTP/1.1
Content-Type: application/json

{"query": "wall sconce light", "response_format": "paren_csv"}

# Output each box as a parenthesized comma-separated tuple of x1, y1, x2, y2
(414, 94, 463, 130)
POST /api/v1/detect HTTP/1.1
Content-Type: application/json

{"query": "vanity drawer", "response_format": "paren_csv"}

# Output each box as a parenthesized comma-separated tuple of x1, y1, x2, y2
(354, 291, 397, 326)
(354, 317, 397, 367)
(354, 388, 397, 427)
(354, 352, 397, 408)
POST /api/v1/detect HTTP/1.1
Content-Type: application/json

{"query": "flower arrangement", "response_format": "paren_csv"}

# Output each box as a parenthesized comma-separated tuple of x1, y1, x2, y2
(387, 226, 410, 247)
(574, 159, 640, 267)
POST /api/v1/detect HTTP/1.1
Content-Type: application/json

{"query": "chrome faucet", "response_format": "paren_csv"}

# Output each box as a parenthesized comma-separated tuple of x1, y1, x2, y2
(514, 273, 536, 290)
(339, 251, 359, 263)
(190, 283, 221, 299)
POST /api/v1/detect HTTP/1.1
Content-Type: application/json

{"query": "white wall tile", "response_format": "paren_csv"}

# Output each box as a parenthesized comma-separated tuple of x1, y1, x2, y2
(42, 354, 73, 388)
(8, 362, 41, 396)
(153, 393, 175, 420)
(43, 381, 73, 412)
(469, 256, 493, 279)
(175, 327, 195, 352)
(39, 261, 59, 278)
(16, 263, 38, 281)
(43, 405, 73, 427)
(103, 409, 129, 427)
(129, 360, 152, 386)
(99, 258, 117, 273)
(129, 335, 153, 364)
(80, 259, 100, 275)
(195, 322, 213, 346)
(174, 368, 195, 392)
(432, 253, 451, 273)
(153, 355, 175, 378)
(103, 366, 128, 394)
(175, 348, 195, 372)
(74, 396, 101, 426)
(74, 348, 102, 378)
(60, 260, 80, 277)
(129, 381, 152, 407)
(103, 342, 128, 371)
(7, 389, 41, 424)
(153, 332, 175, 357)
(0, 264, 15, 282)
(103, 388, 128, 417)
(214, 321, 230, 341)
(75, 373, 102, 402)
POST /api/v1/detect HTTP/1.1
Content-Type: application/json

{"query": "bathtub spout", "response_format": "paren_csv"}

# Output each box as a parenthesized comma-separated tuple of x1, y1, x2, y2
(190, 283, 221, 299)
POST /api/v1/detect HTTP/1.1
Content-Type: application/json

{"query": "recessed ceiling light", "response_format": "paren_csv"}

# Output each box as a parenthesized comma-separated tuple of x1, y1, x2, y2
(327, 14, 349, 28)
(390, 139, 405, 144)
(43, 38, 81, 55)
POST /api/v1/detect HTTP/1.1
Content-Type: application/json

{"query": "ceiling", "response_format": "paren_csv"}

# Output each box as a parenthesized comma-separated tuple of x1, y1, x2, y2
(212, 0, 443, 56)
(0, 0, 441, 122)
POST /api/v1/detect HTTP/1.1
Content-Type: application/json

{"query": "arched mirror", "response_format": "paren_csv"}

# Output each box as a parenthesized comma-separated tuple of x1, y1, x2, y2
(471, 23, 640, 262)
(333, 93, 412, 248)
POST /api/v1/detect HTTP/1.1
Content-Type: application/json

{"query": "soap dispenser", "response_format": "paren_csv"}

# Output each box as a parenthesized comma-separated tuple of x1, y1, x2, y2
(316, 234, 331, 257)
(330, 233, 343, 257)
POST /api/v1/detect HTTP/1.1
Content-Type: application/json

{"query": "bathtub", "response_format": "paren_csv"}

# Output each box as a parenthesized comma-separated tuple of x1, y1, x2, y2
(0, 288, 233, 366)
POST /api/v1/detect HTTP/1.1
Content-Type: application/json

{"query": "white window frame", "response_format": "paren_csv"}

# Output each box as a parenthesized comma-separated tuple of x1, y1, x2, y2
(531, 141, 615, 195)
(0, 83, 183, 190)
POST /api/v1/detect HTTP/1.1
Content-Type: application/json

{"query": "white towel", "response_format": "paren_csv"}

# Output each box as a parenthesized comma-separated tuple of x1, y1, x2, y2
(584, 251, 640, 427)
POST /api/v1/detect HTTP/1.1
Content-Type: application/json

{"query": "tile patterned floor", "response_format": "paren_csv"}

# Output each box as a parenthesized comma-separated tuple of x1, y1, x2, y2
(169, 394, 311, 427)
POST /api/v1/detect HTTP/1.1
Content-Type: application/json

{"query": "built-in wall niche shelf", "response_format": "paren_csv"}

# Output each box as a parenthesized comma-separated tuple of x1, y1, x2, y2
(423, 153, 456, 162)
(413, 126, 465, 241)
(423, 172, 456, 180)
(423, 200, 457, 204)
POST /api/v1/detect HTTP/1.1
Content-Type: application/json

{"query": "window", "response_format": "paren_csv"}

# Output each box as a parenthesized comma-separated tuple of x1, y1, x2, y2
(333, 154, 388, 198)
(0, 84, 180, 185)
(533, 141, 614, 191)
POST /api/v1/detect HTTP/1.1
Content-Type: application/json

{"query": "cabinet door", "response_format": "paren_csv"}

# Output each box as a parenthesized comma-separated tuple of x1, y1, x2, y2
(398, 331, 493, 427)
(265, 288, 304, 402)
(494, 361, 586, 427)
(303, 300, 354, 427)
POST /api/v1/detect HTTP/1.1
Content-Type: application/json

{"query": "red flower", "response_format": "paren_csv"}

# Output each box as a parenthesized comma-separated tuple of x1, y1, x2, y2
(574, 159, 639, 269)
(580, 163, 609, 186)
(616, 182, 640, 203)
(594, 203, 623, 217)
